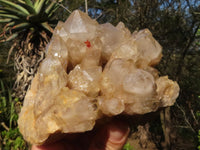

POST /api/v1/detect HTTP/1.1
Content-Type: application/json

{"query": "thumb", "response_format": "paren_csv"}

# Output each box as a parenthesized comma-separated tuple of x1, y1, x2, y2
(89, 121, 130, 150)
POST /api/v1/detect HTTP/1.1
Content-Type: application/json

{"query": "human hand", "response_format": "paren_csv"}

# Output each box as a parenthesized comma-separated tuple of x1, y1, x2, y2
(32, 121, 130, 150)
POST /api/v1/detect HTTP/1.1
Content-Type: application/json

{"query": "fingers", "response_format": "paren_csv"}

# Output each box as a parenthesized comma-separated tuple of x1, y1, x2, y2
(32, 145, 64, 150)
(32, 121, 130, 150)
(31, 140, 71, 150)
(89, 121, 130, 150)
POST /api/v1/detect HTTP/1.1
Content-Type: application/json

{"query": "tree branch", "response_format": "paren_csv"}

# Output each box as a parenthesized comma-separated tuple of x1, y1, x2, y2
(1, 122, 9, 131)
(175, 23, 200, 81)
(85, 0, 88, 15)
(175, 102, 195, 133)
(6, 42, 16, 64)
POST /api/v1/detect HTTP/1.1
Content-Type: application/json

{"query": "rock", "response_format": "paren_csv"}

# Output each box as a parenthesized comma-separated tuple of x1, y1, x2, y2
(68, 65, 102, 97)
(18, 10, 180, 145)
(63, 10, 98, 41)
(132, 29, 162, 67)
(99, 23, 124, 62)
(156, 76, 180, 107)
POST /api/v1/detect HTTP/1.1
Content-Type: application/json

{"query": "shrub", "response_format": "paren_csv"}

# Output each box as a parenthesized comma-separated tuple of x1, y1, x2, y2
(0, 80, 26, 150)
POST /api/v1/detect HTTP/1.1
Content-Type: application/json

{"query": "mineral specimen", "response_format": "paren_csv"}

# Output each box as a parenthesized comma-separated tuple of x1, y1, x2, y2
(18, 10, 180, 145)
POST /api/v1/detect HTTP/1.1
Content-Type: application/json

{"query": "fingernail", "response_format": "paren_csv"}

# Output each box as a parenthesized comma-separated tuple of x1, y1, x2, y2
(108, 122, 130, 143)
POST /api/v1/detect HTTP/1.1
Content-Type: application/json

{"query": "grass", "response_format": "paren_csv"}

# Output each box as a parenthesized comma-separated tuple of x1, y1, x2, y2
(0, 80, 26, 150)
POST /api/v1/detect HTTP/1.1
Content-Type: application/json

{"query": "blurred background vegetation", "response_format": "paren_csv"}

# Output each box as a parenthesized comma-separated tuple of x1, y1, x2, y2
(0, 0, 199, 150)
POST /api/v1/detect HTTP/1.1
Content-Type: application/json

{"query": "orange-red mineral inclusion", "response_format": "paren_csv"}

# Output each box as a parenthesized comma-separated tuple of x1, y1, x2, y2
(84, 40, 91, 48)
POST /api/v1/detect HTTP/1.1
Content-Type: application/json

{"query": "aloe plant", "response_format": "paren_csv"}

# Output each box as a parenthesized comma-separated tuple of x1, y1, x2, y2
(0, 0, 62, 41)
(0, 0, 63, 100)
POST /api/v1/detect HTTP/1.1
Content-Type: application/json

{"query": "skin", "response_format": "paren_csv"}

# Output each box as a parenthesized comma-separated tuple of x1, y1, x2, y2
(32, 121, 130, 150)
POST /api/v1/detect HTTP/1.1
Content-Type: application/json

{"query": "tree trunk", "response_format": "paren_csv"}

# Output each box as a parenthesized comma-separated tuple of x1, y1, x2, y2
(160, 107, 171, 150)
(13, 32, 49, 101)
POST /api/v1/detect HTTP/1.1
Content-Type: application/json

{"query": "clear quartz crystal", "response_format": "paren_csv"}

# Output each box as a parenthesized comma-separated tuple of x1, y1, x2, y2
(18, 10, 180, 145)
(64, 10, 98, 41)
(132, 29, 162, 67)
(156, 76, 180, 107)
(99, 23, 124, 62)
(116, 22, 131, 39)
(68, 65, 102, 97)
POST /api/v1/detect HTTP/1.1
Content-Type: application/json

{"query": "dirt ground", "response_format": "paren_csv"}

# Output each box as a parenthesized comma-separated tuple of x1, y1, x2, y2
(127, 132, 158, 150)
(126, 130, 196, 150)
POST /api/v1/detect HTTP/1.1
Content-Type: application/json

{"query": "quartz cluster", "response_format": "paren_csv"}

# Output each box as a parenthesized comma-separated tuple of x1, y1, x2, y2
(18, 10, 180, 145)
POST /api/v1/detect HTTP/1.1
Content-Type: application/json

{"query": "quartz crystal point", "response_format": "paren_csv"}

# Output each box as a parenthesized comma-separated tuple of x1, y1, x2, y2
(18, 10, 180, 145)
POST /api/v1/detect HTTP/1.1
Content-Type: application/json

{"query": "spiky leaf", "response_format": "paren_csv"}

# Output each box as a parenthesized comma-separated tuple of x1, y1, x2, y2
(41, 22, 53, 33)
(0, 18, 11, 23)
(35, 0, 46, 14)
(24, 0, 34, 7)
(0, 0, 29, 15)
(17, 2, 36, 14)
(5, 33, 18, 42)
(0, 13, 19, 19)
(11, 23, 30, 32)
(0, 7, 27, 18)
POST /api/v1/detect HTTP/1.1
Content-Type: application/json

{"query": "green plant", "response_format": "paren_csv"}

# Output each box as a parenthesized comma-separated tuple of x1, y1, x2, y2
(123, 142, 134, 150)
(0, 80, 26, 150)
(196, 111, 200, 119)
(1, 128, 26, 150)
(0, 0, 63, 100)
(0, 0, 61, 42)
(197, 95, 200, 150)
(0, 80, 18, 127)
(198, 130, 200, 150)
